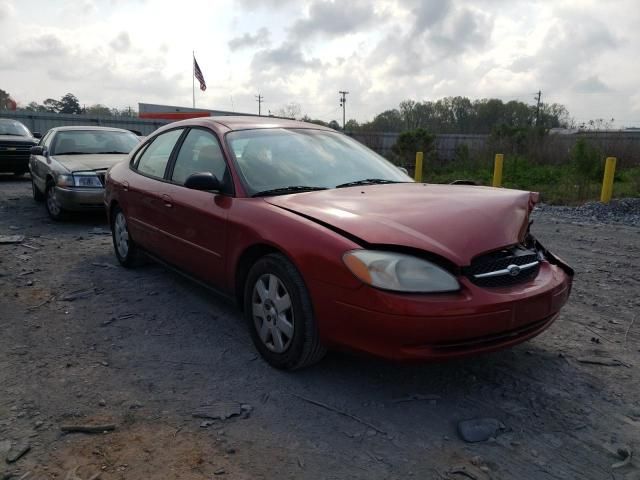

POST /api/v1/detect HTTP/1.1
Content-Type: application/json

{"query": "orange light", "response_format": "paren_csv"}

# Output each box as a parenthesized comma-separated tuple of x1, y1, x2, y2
(343, 253, 373, 285)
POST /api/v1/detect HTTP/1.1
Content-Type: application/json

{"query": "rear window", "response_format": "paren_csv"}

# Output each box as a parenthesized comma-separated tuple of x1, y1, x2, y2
(51, 130, 139, 155)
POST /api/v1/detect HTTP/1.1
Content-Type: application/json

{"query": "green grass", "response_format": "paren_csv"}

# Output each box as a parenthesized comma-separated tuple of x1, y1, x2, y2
(422, 158, 640, 205)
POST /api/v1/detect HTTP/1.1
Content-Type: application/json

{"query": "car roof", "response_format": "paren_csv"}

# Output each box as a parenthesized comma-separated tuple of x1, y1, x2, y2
(49, 126, 134, 133)
(158, 115, 335, 134)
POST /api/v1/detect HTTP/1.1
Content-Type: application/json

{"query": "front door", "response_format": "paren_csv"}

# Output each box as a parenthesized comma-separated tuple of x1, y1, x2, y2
(159, 128, 231, 288)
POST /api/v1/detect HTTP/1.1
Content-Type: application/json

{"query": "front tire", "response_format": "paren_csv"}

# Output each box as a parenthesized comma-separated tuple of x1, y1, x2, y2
(111, 206, 140, 268)
(244, 254, 326, 370)
(45, 182, 66, 220)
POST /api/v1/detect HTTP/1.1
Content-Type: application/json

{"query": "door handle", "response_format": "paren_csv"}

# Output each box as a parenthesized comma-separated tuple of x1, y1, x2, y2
(122, 181, 129, 192)
(161, 194, 173, 208)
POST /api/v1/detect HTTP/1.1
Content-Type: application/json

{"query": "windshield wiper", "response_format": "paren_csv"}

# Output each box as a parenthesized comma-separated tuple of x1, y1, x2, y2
(53, 151, 87, 155)
(252, 186, 327, 197)
(335, 178, 405, 188)
(1, 133, 25, 136)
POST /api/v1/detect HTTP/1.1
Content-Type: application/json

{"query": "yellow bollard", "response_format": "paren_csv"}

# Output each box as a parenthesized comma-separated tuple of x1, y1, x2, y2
(492, 154, 504, 187)
(600, 156, 617, 203)
(414, 151, 424, 182)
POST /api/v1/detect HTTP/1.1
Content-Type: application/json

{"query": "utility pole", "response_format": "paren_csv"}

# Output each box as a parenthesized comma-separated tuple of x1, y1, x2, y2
(535, 90, 542, 126)
(255, 94, 263, 116)
(339, 91, 349, 130)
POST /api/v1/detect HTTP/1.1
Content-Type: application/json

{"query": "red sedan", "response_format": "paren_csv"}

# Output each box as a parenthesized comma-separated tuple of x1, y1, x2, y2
(104, 116, 573, 370)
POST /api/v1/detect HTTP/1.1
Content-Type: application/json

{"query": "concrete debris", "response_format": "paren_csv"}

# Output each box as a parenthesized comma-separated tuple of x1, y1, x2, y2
(457, 418, 505, 443)
(0, 235, 24, 244)
(192, 402, 250, 421)
(611, 445, 632, 469)
(60, 424, 116, 434)
(6, 442, 30, 463)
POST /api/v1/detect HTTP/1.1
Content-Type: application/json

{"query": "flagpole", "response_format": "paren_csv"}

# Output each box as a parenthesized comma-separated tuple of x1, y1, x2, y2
(192, 50, 195, 109)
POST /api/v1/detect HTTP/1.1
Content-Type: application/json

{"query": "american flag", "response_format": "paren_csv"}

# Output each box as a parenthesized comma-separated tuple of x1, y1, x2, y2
(193, 56, 206, 91)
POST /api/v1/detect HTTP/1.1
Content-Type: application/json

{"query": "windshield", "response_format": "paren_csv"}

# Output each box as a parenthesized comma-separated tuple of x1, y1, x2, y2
(226, 128, 412, 196)
(0, 120, 31, 137)
(51, 130, 139, 155)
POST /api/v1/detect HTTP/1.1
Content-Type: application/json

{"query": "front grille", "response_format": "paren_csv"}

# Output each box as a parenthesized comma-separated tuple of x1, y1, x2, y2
(0, 141, 35, 169)
(466, 246, 541, 288)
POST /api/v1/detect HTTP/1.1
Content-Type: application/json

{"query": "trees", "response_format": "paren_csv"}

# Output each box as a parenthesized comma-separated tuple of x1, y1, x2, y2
(275, 102, 302, 120)
(85, 104, 112, 116)
(0, 89, 11, 109)
(58, 93, 82, 114)
(391, 128, 436, 165)
(25, 101, 47, 112)
(354, 97, 571, 134)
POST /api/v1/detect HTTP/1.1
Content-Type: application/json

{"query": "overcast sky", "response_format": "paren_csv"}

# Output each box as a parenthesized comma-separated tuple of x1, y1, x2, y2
(1, 0, 639, 126)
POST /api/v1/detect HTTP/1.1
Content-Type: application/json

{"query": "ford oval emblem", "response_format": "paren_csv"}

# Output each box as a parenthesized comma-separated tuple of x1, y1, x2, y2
(507, 264, 521, 276)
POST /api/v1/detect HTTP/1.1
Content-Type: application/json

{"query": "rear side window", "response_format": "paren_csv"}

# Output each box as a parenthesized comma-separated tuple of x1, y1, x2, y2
(136, 129, 184, 179)
(171, 129, 227, 185)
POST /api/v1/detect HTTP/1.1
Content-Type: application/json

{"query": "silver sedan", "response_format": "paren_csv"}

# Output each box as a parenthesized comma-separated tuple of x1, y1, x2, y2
(29, 126, 140, 220)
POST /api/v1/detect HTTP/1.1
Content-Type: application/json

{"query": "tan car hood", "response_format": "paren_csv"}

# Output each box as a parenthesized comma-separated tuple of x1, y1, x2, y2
(53, 154, 128, 173)
(265, 183, 538, 266)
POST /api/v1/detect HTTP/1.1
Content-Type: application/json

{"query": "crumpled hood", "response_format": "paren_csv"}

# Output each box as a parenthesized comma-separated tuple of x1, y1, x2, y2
(52, 154, 128, 173)
(265, 183, 537, 266)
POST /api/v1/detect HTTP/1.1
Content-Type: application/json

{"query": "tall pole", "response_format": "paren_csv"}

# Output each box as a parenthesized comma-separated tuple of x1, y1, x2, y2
(192, 50, 195, 109)
(339, 91, 349, 130)
(255, 94, 263, 116)
(535, 90, 542, 126)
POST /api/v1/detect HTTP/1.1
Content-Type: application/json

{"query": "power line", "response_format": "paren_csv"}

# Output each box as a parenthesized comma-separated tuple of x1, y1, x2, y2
(339, 91, 349, 129)
(255, 94, 263, 116)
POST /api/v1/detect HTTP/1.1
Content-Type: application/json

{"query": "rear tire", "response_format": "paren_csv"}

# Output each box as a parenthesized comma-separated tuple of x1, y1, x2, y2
(244, 253, 326, 370)
(111, 206, 140, 268)
(45, 181, 67, 221)
(32, 178, 44, 202)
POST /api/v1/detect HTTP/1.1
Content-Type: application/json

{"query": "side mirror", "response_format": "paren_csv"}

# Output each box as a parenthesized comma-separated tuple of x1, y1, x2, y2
(184, 172, 221, 191)
(33, 132, 42, 139)
(397, 166, 409, 176)
(30, 146, 45, 156)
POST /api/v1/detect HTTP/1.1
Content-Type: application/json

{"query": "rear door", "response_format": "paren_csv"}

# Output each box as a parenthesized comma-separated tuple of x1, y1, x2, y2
(125, 128, 185, 258)
(158, 128, 232, 288)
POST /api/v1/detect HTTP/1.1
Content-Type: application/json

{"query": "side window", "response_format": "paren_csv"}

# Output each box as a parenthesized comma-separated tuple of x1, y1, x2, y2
(42, 131, 54, 148)
(171, 129, 227, 186)
(136, 129, 184, 179)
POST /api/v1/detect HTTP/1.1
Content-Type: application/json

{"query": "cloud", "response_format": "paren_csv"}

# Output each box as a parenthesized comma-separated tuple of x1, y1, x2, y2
(234, 0, 297, 9)
(109, 31, 131, 51)
(0, 0, 14, 21)
(251, 41, 322, 74)
(228, 27, 270, 51)
(290, 0, 378, 40)
(407, 0, 452, 31)
(573, 75, 610, 93)
(16, 34, 67, 58)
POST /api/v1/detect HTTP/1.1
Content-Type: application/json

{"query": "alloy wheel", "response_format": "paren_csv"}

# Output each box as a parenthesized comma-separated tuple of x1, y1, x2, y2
(46, 186, 61, 217)
(252, 273, 295, 353)
(114, 211, 130, 259)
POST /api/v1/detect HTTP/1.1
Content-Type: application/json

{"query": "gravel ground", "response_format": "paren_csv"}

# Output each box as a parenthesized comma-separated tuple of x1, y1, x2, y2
(1, 175, 639, 480)
(533, 198, 640, 227)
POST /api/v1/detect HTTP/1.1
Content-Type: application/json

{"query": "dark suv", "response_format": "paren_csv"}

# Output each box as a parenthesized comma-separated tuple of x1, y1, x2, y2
(0, 119, 41, 176)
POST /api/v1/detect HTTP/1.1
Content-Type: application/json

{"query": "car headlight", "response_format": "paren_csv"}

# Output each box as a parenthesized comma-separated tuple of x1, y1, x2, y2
(56, 173, 102, 188)
(343, 250, 460, 293)
(72, 174, 102, 188)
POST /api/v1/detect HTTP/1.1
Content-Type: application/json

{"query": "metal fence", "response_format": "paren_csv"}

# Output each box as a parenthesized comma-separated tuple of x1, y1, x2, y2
(2, 110, 639, 165)
(0, 110, 170, 136)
